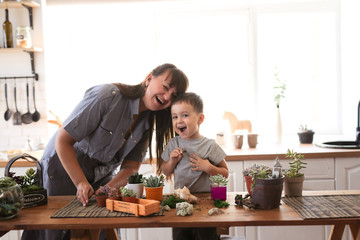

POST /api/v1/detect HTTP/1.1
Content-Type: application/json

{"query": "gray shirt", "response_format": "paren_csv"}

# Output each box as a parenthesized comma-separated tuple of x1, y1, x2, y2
(41, 84, 151, 195)
(161, 136, 226, 193)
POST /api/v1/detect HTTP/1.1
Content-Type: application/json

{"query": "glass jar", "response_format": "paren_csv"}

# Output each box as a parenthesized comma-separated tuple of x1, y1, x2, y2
(16, 26, 32, 49)
(0, 182, 24, 219)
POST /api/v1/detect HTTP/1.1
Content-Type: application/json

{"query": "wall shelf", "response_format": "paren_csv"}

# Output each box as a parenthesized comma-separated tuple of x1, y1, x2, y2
(0, 0, 40, 29)
(0, 1, 40, 8)
(0, 47, 42, 53)
(0, 0, 41, 80)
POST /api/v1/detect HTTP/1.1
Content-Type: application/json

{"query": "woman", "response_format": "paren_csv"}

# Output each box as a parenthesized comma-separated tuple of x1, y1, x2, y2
(21, 63, 189, 240)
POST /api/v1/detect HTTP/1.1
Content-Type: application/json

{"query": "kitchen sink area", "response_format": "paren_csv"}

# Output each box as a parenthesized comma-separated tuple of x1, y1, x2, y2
(315, 141, 360, 149)
(316, 100, 360, 149)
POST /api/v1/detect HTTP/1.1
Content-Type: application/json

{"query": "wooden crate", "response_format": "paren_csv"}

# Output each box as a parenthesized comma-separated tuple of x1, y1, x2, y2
(106, 198, 160, 216)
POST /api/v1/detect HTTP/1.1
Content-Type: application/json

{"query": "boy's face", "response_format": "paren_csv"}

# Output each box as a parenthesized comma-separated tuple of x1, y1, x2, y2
(171, 101, 204, 140)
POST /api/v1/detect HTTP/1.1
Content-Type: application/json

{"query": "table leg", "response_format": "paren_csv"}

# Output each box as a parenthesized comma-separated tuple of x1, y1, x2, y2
(329, 224, 346, 240)
(104, 229, 120, 240)
(217, 227, 230, 235)
(349, 223, 360, 240)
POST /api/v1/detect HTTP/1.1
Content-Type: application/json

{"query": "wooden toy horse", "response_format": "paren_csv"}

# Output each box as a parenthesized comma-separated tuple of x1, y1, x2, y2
(223, 111, 252, 134)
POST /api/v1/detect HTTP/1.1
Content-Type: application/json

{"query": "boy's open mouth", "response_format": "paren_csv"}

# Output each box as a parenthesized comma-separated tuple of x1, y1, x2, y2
(178, 126, 187, 133)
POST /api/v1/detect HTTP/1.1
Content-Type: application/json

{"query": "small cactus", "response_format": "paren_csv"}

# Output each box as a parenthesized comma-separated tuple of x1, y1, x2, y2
(141, 175, 165, 187)
(127, 172, 143, 184)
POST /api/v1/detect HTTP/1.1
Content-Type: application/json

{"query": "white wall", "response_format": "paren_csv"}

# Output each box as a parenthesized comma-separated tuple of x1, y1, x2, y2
(0, 2, 48, 152)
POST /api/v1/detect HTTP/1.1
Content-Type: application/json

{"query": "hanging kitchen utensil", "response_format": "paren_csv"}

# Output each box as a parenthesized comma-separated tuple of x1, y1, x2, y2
(21, 79, 33, 124)
(13, 80, 22, 125)
(31, 79, 40, 122)
(4, 79, 12, 121)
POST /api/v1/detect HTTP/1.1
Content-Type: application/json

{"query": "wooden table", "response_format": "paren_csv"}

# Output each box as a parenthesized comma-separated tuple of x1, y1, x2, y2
(1, 191, 359, 240)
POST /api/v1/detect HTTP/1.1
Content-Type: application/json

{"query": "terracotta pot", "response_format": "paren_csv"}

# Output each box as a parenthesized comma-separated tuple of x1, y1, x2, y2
(95, 195, 107, 207)
(211, 186, 227, 200)
(108, 196, 121, 201)
(122, 196, 137, 203)
(126, 183, 144, 198)
(244, 175, 253, 196)
(144, 186, 163, 201)
(251, 176, 284, 210)
(284, 175, 305, 197)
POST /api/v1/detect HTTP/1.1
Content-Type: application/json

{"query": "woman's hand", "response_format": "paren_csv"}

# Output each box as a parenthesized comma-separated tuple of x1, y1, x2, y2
(55, 127, 94, 207)
(76, 181, 94, 207)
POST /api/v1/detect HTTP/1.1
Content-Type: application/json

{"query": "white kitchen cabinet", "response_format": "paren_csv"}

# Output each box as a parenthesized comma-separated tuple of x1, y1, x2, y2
(335, 157, 360, 190)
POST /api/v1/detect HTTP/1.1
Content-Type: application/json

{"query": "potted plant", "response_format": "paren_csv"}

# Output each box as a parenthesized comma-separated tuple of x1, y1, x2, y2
(209, 174, 228, 201)
(243, 164, 272, 196)
(5, 154, 47, 208)
(119, 187, 137, 203)
(95, 185, 111, 207)
(284, 149, 307, 197)
(243, 162, 284, 210)
(126, 172, 144, 198)
(108, 187, 121, 201)
(251, 167, 284, 210)
(0, 177, 23, 219)
(297, 125, 315, 144)
(141, 175, 165, 201)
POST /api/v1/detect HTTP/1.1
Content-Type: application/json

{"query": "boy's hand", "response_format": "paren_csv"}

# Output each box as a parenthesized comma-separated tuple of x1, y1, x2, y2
(189, 154, 211, 172)
(170, 148, 183, 164)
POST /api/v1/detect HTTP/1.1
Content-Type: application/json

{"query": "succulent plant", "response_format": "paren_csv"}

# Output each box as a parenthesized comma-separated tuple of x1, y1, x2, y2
(96, 185, 112, 196)
(0, 177, 17, 188)
(209, 174, 228, 187)
(284, 149, 307, 177)
(119, 187, 136, 197)
(8, 169, 43, 194)
(127, 172, 143, 184)
(141, 175, 165, 188)
(243, 164, 272, 179)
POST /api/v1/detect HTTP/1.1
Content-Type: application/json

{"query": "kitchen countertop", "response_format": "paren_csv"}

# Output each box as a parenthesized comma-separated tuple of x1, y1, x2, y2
(0, 150, 43, 168)
(223, 143, 360, 161)
(1, 142, 360, 168)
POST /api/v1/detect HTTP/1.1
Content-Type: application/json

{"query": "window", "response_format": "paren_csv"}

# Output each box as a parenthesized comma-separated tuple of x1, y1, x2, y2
(44, 0, 341, 141)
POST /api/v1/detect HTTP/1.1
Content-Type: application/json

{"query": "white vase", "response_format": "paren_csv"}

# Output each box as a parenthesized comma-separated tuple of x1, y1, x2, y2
(126, 183, 144, 198)
(276, 107, 282, 143)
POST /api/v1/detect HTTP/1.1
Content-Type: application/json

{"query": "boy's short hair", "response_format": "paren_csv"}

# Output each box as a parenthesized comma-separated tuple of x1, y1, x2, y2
(172, 92, 203, 113)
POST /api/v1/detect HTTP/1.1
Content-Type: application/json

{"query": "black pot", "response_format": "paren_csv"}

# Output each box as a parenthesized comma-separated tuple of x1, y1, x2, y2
(298, 131, 315, 144)
(251, 176, 284, 210)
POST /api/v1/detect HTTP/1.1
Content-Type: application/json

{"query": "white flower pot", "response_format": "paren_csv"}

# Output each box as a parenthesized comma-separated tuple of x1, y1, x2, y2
(126, 183, 144, 198)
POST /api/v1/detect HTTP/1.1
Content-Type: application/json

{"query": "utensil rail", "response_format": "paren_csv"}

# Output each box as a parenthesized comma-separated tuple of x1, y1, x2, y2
(0, 74, 38, 81)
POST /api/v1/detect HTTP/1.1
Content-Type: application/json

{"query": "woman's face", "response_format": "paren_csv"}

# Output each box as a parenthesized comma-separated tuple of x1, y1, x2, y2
(141, 70, 178, 111)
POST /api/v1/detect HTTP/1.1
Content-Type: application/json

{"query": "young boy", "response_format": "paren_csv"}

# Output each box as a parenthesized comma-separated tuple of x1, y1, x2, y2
(161, 92, 229, 240)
